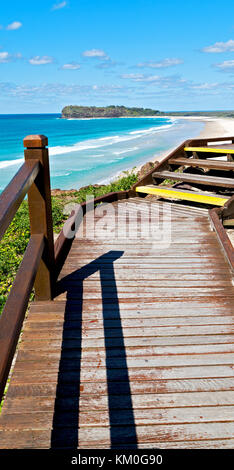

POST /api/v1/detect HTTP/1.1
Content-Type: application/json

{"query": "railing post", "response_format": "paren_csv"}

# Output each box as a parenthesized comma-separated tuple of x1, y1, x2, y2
(24, 135, 55, 300)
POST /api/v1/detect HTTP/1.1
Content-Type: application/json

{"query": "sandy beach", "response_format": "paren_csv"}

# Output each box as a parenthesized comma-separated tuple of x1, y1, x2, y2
(173, 116, 234, 139)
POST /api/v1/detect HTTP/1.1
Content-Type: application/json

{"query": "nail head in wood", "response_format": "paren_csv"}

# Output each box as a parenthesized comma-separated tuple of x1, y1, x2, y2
(23, 135, 48, 148)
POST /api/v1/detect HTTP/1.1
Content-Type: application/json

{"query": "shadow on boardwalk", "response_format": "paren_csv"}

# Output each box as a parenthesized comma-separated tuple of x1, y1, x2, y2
(50, 250, 138, 449)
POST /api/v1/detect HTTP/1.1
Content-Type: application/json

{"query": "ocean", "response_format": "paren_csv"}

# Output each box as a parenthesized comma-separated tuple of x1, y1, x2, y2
(0, 114, 204, 192)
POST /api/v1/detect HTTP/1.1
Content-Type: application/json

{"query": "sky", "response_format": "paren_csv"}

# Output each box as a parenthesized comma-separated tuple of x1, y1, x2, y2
(1, 0, 234, 112)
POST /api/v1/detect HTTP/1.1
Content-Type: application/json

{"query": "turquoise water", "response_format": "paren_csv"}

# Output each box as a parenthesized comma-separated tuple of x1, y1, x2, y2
(0, 114, 204, 191)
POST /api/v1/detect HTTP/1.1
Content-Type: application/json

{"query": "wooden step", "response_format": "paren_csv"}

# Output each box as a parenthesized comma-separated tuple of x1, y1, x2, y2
(135, 186, 228, 206)
(152, 170, 234, 188)
(169, 157, 234, 171)
(184, 146, 234, 155)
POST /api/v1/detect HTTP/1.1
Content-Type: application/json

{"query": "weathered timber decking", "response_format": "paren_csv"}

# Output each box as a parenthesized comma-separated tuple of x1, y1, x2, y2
(1, 197, 234, 448)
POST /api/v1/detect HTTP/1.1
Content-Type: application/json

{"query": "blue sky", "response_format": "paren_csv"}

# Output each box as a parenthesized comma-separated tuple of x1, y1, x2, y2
(1, 0, 234, 112)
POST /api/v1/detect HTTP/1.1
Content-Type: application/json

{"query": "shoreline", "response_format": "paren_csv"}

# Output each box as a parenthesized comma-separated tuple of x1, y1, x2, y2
(111, 116, 234, 182)
(51, 115, 234, 194)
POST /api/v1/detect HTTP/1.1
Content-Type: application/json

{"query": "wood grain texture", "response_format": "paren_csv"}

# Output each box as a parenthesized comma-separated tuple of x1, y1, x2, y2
(0, 160, 40, 241)
(1, 197, 234, 449)
(0, 234, 44, 401)
(153, 170, 234, 188)
(169, 157, 234, 170)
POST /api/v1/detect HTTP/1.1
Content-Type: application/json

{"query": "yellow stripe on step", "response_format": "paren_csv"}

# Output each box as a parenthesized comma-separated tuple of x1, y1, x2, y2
(136, 186, 228, 206)
(184, 146, 234, 154)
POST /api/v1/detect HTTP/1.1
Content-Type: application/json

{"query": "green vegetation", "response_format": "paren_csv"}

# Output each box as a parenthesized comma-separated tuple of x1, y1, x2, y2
(168, 110, 234, 117)
(62, 105, 161, 119)
(62, 106, 234, 119)
(0, 170, 137, 315)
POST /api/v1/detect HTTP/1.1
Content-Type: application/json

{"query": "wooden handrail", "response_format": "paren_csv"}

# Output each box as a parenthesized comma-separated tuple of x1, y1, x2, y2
(0, 159, 40, 241)
(0, 234, 44, 400)
(188, 136, 234, 146)
(0, 135, 55, 402)
(24, 135, 55, 300)
(209, 196, 234, 271)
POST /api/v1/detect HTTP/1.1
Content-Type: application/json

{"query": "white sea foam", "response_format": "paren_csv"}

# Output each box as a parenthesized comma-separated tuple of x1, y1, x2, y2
(52, 171, 72, 177)
(0, 158, 24, 169)
(114, 146, 139, 155)
(85, 154, 105, 158)
(48, 121, 174, 157)
(129, 123, 173, 135)
(0, 120, 173, 174)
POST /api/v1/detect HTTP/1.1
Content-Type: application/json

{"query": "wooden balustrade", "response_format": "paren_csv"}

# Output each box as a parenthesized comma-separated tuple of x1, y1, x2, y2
(209, 196, 234, 271)
(0, 135, 55, 402)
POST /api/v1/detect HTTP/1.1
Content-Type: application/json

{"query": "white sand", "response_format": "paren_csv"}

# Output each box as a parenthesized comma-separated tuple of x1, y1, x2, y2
(170, 116, 234, 139)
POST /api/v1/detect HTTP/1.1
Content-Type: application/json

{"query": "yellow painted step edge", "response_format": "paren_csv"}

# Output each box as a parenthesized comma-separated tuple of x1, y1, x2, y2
(136, 186, 228, 206)
(184, 146, 234, 154)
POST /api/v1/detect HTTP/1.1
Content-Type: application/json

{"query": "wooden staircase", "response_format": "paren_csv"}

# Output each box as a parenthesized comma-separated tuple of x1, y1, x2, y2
(135, 137, 234, 206)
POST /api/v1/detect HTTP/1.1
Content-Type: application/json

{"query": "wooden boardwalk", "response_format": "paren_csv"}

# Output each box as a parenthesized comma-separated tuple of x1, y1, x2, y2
(1, 197, 234, 448)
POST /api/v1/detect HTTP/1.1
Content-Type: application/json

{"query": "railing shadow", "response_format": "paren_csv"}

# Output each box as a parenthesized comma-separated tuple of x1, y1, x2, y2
(50, 250, 138, 449)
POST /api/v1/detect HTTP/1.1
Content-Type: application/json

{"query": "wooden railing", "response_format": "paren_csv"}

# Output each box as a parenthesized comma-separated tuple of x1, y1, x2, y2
(0, 134, 136, 403)
(132, 136, 234, 190)
(209, 197, 234, 271)
(0, 135, 55, 401)
(189, 135, 234, 147)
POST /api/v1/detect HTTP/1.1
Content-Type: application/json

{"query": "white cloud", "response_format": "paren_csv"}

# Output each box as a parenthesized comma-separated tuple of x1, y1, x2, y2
(0, 52, 22, 63)
(82, 49, 110, 60)
(29, 56, 54, 65)
(61, 62, 81, 70)
(214, 60, 234, 70)
(202, 39, 234, 53)
(0, 52, 11, 63)
(191, 82, 219, 90)
(121, 73, 162, 82)
(6, 21, 22, 31)
(0, 82, 129, 99)
(137, 58, 183, 68)
(121, 73, 146, 80)
(52, 1, 67, 10)
(121, 73, 194, 91)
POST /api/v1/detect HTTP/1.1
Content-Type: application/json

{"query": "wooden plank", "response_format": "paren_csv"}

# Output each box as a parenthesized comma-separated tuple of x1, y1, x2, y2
(55, 288, 234, 300)
(1, 423, 234, 448)
(136, 186, 228, 206)
(24, 315, 234, 329)
(30, 299, 234, 312)
(169, 157, 234, 170)
(152, 170, 234, 188)
(2, 405, 234, 430)
(184, 146, 234, 154)
(9, 365, 234, 383)
(11, 353, 234, 370)
(80, 440, 234, 449)
(16, 343, 234, 361)
(19, 334, 234, 349)
(6, 377, 234, 397)
(4, 391, 234, 412)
